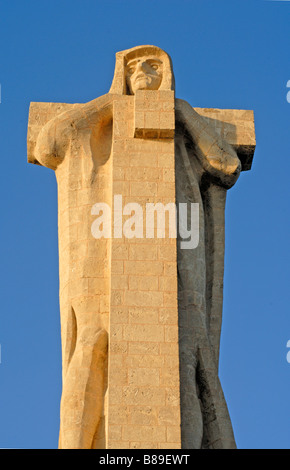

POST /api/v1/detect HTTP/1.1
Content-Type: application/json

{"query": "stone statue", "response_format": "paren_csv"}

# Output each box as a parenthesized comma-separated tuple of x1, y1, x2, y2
(27, 45, 255, 449)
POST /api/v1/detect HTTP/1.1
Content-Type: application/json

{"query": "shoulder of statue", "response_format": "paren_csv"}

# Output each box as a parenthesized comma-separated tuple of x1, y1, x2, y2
(60, 93, 115, 124)
(175, 98, 205, 123)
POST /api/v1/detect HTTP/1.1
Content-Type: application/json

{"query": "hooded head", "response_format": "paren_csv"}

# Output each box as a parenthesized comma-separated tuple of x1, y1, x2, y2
(109, 45, 175, 95)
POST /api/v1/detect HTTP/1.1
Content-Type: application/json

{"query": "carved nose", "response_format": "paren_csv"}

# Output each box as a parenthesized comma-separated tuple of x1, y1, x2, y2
(136, 61, 147, 72)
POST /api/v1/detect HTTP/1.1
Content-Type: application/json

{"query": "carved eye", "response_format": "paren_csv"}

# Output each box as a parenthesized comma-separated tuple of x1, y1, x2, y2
(151, 63, 159, 70)
(127, 67, 135, 75)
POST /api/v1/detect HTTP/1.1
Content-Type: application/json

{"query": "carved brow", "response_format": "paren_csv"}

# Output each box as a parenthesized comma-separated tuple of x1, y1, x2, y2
(126, 60, 138, 68)
(126, 58, 162, 67)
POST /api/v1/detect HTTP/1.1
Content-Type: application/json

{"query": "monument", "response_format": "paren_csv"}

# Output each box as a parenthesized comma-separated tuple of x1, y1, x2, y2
(27, 45, 255, 449)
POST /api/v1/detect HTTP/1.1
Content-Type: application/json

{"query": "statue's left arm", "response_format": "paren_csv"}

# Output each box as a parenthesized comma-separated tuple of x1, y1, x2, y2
(175, 99, 241, 187)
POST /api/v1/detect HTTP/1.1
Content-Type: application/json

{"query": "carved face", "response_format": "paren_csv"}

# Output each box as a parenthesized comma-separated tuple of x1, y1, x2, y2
(125, 56, 163, 94)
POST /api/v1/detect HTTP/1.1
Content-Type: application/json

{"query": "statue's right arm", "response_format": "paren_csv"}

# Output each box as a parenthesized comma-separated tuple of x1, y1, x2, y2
(34, 113, 70, 170)
(34, 94, 114, 170)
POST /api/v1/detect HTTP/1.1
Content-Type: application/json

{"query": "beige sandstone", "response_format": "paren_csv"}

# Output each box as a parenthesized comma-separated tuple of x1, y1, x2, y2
(27, 45, 255, 449)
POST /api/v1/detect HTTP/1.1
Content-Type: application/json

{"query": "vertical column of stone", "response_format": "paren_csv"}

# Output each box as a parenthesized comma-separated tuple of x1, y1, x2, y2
(107, 91, 181, 449)
(56, 125, 112, 448)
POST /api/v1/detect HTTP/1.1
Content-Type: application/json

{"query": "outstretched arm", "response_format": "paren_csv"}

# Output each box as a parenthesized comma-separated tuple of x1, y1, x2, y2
(33, 94, 114, 170)
(175, 99, 241, 188)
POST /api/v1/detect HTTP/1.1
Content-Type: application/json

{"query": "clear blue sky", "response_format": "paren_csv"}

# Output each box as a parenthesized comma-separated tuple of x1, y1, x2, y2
(0, 0, 289, 449)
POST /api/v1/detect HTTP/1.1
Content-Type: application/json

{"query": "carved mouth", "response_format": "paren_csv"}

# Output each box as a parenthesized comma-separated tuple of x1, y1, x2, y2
(135, 74, 148, 81)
